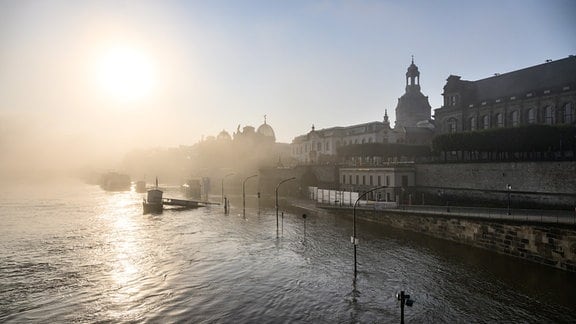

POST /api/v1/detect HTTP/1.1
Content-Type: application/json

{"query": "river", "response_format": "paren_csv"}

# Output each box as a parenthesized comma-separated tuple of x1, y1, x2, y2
(1, 180, 575, 323)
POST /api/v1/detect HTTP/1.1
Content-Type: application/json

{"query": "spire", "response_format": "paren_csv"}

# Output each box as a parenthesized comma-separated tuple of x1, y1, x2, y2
(264, 114, 267, 124)
(384, 109, 389, 123)
(406, 56, 420, 91)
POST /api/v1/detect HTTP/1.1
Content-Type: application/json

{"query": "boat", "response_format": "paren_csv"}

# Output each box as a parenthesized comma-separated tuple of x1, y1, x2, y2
(143, 178, 163, 214)
(100, 172, 131, 191)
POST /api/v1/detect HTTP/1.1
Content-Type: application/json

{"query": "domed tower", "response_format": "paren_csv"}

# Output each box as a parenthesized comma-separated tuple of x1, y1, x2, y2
(394, 57, 432, 129)
(217, 129, 232, 141)
(256, 115, 276, 143)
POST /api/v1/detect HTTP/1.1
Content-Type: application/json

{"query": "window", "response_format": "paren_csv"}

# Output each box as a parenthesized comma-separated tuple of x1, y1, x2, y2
(361, 138, 365, 144)
(544, 106, 554, 124)
(401, 175, 408, 187)
(495, 113, 503, 127)
(326, 141, 330, 151)
(355, 175, 359, 184)
(377, 176, 381, 186)
(469, 116, 476, 131)
(342, 175, 346, 184)
(349, 175, 352, 184)
(563, 103, 574, 124)
(511, 110, 520, 127)
(369, 175, 373, 185)
(449, 95, 457, 106)
(482, 115, 490, 129)
(362, 175, 366, 185)
(447, 118, 457, 133)
(386, 176, 390, 186)
(317, 142, 322, 151)
(527, 108, 536, 124)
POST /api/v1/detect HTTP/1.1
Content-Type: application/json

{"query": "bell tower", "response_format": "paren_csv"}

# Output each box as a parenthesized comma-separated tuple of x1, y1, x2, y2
(394, 57, 431, 129)
(406, 55, 421, 92)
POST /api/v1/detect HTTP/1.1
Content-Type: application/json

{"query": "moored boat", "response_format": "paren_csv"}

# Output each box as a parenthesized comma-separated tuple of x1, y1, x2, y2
(143, 178, 163, 214)
(100, 172, 131, 191)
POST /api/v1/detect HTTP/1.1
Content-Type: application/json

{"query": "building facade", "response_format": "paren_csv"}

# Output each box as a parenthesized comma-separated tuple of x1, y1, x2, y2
(339, 164, 416, 202)
(291, 116, 395, 164)
(434, 56, 576, 134)
(291, 59, 434, 164)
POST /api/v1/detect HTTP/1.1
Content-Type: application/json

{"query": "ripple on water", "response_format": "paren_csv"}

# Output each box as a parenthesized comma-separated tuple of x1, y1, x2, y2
(1, 183, 576, 323)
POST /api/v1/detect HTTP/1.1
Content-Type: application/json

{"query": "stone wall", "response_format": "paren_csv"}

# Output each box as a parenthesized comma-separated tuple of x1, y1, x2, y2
(415, 161, 576, 208)
(357, 209, 576, 272)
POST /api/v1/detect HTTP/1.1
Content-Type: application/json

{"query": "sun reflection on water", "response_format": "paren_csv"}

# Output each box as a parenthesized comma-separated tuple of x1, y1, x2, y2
(101, 191, 146, 306)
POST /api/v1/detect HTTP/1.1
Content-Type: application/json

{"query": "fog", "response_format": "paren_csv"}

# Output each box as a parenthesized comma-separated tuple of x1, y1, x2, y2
(1, 1, 574, 184)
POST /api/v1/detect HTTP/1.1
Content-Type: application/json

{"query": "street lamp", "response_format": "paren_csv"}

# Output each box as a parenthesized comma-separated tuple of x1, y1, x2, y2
(242, 174, 258, 216)
(352, 185, 386, 279)
(507, 184, 512, 215)
(276, 177, 296, 235)
(221, 173, 235, 204)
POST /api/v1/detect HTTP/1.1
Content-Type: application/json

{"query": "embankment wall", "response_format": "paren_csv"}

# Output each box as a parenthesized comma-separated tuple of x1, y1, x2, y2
(355, 209, 576, 272)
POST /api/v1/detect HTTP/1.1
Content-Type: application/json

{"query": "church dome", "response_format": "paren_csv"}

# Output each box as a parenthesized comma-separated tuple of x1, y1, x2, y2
(217, 129, 232, 141)
(257, 122, 276, 140)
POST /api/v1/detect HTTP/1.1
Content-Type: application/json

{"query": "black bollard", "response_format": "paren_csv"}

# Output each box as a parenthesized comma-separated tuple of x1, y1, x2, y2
(396, 290, 414, 324)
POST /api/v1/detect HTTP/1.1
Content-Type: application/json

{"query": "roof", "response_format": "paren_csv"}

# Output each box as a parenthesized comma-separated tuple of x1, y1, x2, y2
(458, 56, 576, 101)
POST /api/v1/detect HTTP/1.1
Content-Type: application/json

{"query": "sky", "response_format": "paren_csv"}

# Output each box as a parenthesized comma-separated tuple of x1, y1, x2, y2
(1, 0, 575, 173)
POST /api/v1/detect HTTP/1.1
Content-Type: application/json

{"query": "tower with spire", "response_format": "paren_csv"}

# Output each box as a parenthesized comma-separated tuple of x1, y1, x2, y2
(394, 56, 432, 129)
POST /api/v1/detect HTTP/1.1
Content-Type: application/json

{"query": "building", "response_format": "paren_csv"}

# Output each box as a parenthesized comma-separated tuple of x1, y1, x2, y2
(339, 163, 416, 202)
(233, 115, 276, 145)
(291, 58, 434, 164)
(434, 55, 576, 134)
(291, 115, 395, 164)
(395, 57, 433, 130)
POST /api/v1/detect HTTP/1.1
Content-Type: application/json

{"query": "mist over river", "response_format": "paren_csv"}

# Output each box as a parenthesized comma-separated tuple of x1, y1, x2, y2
(1, 180, 575, 323)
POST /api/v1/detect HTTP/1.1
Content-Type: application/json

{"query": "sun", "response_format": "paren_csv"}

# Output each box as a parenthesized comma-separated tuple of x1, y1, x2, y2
(95, 46, 156, 103)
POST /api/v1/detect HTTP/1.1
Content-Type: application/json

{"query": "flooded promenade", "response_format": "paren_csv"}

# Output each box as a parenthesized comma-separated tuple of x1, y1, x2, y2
(1, 181, 575, 323)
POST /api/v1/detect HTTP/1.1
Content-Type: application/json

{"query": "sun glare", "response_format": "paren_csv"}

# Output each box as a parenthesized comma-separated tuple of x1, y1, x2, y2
(96, 46, 156, 103)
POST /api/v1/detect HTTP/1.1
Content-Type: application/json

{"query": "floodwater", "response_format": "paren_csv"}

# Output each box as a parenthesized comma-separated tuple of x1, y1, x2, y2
(1, 180, 575, 323)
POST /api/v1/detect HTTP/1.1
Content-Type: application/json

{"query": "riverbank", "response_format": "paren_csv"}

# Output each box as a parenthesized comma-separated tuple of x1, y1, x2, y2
(288, 198, 576, 272)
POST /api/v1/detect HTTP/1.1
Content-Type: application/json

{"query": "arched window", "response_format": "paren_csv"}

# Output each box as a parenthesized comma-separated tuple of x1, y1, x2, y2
(563, 102, 574, 124)
(361, 138, 366, 144)
(495, 113, 503, 127)
(543, 105, 554, 124)
(527, 108, 536, 124)
(482, 115, 490, 129)
(511, 110, 520, 127)
(469, 116, 476, 131)
(447, 118, 457, 133)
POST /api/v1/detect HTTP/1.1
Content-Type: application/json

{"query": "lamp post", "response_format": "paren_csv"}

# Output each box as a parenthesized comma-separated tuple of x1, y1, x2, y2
(507, 184, 512, 216)
(276, 177, 296, 235)
(242, 174, 258, 216)
(221, 173, 235, 204)
(352, 185, 386, 279)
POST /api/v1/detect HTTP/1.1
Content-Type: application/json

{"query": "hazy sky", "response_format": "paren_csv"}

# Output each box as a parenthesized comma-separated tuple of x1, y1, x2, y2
(1, 0, 575, 171)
